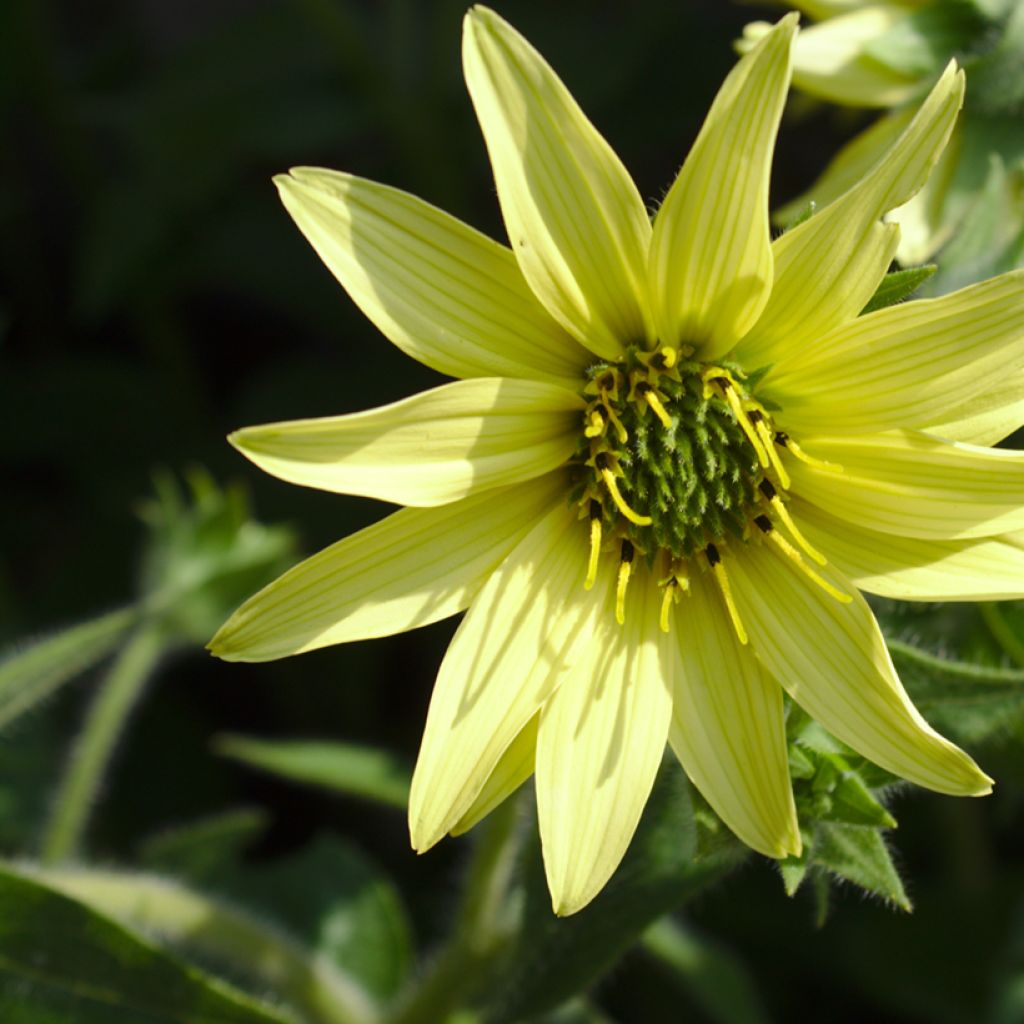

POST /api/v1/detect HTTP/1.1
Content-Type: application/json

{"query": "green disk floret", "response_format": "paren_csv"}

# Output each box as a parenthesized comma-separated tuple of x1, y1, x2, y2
(571, 348, 765, 561)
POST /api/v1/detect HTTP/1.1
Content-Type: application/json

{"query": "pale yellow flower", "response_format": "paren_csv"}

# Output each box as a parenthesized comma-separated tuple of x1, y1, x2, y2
(210, 7, 1024, 915)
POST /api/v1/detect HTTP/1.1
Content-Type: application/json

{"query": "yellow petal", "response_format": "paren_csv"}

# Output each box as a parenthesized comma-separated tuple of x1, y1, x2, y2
(793, 496, 1024, 601)
(230, 377, 582, 506)
(927, 364, 1024, 445)
(668, 571, 800, 859)
(650, 15, 796, 360)
(738, 64, 963, 367)
(536, 570, 673, 916)
(409, 502, 603, 852)
(772, 107, 914, 228)
(785, 8, 920, 108)
(275, 170, 589, 387)
(462, 6, 653, 358)
(730, 541, 991, 796)
(767, 271, 1024, 436)
(788, 430, 1024, 540)
(209, 475, 563, 662)
(450, 715, 537, 836)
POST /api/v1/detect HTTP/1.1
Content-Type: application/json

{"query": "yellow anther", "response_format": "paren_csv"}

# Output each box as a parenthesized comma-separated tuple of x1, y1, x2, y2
(754, 416, 791, 489)
(600, 468, 652, 526)
(707, 549, 747, 646)
(659, 578, 678, 633)
(766, 529, 851, 604)
(584, 406, 606, 438)
(615, 541, 635, 625)
(643, 387, 674, 430)
(585, 515, 602, 591)
(722, 386, 769, 468)
(768, 494, 826, 565)
(779, 434, 842, 473)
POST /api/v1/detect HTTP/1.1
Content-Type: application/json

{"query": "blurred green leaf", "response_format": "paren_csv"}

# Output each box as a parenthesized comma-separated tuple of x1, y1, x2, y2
(0, 866, 296, 1024)
(137, 807, 270, 883)
(890, 636, 1024, 744)
(861, 265, 938, 314)
(214, 735, 411, 809)
(813, 823, 910, 912)
(643, 917, 769, 1024)
(0, 607, 135, 731)
(481, 766, 745, 1024)
(220, 835, 413, 1003)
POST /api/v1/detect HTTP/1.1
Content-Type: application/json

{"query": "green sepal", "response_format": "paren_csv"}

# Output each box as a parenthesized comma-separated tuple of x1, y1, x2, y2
(778, 829, 814, 898)
(787, 744, 816, 781)
(782, 200, 816, 232)
(813, 823, 911, 912)
(861, 265, 938, 314)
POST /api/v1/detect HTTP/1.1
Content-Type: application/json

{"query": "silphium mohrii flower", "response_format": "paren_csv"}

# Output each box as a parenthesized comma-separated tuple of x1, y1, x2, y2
(210, 6, 1024, 915)
(742, 0, 1024, 263)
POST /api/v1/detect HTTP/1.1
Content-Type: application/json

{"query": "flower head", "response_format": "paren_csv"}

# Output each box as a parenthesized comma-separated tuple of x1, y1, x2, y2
(210, 7, 1024, 915)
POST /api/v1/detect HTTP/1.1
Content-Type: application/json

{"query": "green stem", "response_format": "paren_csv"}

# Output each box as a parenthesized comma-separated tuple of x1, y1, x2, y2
(888, 634, 1024, 682)
(388, 797, 521, 1024)
(28, 866, 376, 1024)
(42, 625, 166, 865)
(980, 603, 1024, 669)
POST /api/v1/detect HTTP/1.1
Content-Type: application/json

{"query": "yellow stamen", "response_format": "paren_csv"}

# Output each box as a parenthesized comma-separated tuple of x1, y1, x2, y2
(604, 404, 629, 445)
(766, 529, 851, 604)
(600, 468, 652, 526)
(754, 417, 791, 489)
(706, 545, 747, 645)
(615, 541, 635, 625)
(659, 578, 677, 633)
(723, 386, 769, 468)
(643, 387, 674, 430)
(585, 513, 602, 591)
(779, 434, 842, 473)
(584, 406, 606, 438)
(767, 493, 826, 566)
(657, 346, 678, 370)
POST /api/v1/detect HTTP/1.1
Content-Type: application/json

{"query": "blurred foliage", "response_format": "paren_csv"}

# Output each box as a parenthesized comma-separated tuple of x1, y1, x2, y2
(4, 0, 1024, 1022)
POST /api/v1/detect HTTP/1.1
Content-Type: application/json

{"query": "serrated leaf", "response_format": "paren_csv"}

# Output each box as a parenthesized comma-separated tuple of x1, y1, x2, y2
(481, 765, 745, 1024)
(136, 807, 270, 882)
(861, 265, 938, 314)
(213, 734, 411, 809)
(643, 918, 769, 1024)
(813, 823, 911, 911)
(0, 866, 296, 1024)
(0, 608, 136, 731)
(889, 636, 1024, 744)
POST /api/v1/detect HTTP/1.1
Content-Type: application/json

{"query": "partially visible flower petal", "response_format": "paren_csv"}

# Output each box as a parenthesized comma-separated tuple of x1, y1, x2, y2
(209, 475, 563, 662)
(275, 170, 589, 387)
(738, 63, 963, 367)
(450, 716, 537, 836)
(650, 15, 796, 360)
(788, 430, 1024, 540)
(409, 502, 603, 852)
(926, 365, 1024, 445)
(537, 570, 672, 916)
(730, 541, 992, 796)
(766, 271, 1024, 437)
(772, 106, 915, 228)
(669, 571, 800, 858)
(794, 496, 1024, 601)
(230, 378, 583, 507)
(462, 5, 654, 358)
(745, 8, 920, 109)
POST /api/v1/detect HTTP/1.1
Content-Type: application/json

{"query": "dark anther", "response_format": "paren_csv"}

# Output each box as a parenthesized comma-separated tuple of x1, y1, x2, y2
(748, 409, 763, 424)
(710, 376, 730, 390)
(774, 431, 789, 447)
(595, 452, 611, 470)
(759, 479, 777, 501)
(754, 515, 773, 533)
(635, 381, 652, 395)
(705, 543, 721, 567)
(620, 539, 635, 564)
(589, 499, 602, 520)
(653, 352, 670, 369)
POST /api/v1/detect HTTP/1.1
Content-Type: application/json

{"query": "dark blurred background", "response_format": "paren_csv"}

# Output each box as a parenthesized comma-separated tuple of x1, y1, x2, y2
(3, 2, 1024, 1021)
